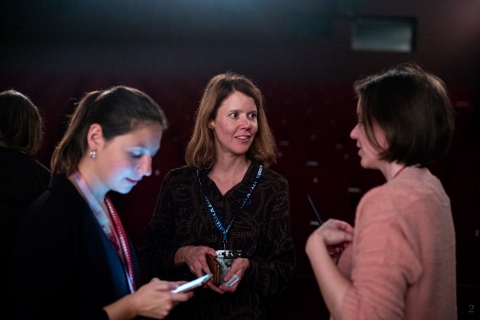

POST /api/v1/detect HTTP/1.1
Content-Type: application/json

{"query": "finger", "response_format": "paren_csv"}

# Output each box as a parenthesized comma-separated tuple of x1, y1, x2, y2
(203, 246, 218, 257)
(334, 220, 354, 233)
(171, 291, 193, 302)
(200, 260, 212, 276)
(220, 280, 239, 292)
(191, 261, 204, 277)
(147, 279, 172, 291)
(205, 281, 225, 294)
(195, 269, 204, 278)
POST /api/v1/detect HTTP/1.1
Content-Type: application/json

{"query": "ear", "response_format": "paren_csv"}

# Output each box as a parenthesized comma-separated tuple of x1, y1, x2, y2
(86, 123, 105, 151)
(208, 119, 215, 130)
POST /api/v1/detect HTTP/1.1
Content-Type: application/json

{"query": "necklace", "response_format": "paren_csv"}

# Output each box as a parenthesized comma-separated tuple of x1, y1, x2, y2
(393, 166, 407, 179)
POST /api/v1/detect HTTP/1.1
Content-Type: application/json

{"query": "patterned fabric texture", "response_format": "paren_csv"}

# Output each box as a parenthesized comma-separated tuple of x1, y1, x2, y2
(139, 161, 296, 319)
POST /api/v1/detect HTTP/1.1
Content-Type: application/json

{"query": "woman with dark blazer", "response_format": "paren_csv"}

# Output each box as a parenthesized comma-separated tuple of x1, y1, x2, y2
(10, 86, 192, 319)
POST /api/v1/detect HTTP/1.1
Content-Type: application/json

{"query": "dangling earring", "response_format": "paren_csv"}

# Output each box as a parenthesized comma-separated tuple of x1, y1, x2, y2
(90, 150, 96, 159)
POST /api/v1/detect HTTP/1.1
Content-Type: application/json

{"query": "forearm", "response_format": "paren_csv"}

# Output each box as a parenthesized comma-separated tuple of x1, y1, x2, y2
(103, 294, 137, 320)
(307, 240, 351, 319)
(173, 246, 188, 266)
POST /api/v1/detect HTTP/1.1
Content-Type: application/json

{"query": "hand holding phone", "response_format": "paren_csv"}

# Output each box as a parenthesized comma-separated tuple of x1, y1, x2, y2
(171, 274, 212, 294)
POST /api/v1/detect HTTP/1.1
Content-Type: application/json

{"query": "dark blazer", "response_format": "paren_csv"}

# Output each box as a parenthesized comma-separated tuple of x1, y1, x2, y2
(0, 146, 50, 318)
(10, 174, 140, 320)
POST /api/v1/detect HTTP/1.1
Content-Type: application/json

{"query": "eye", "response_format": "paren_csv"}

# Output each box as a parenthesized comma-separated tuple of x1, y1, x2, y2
(229, 112, 238, 118)
(129, 151, 143, 159)
(248, 113, 257, 119)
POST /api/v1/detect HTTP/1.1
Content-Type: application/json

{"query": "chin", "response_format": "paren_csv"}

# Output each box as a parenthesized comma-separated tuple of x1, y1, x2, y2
(116, 186, 134, 194)
(359, 159, 373, 169)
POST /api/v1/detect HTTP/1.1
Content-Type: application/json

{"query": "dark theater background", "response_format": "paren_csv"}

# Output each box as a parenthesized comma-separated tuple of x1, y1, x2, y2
(1, 0, 479, 318)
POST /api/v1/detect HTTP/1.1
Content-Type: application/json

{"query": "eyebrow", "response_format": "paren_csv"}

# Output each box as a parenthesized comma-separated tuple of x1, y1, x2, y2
(227, 108, 257, 113)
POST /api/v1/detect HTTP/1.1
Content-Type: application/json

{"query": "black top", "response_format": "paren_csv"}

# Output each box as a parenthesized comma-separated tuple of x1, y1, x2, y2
(9, 174, 140, 320)
(0, 146, 50, 316)
(138, 162, 296, 320)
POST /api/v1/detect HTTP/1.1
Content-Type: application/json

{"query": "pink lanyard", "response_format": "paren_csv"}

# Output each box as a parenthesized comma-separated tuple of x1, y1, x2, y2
(72, 171, 136, 293)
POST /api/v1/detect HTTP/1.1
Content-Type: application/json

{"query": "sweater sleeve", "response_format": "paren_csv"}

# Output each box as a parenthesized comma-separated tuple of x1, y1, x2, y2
(340, 188, 423, 320)
(242, 177, 296, 298)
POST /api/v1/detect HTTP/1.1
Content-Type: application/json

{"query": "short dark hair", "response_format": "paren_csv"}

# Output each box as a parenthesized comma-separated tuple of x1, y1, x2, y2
(185, 72, 276, 169)
(51, 86, 168, 176)
(354, 63, 454, 166)
(0, 90, 43, 155)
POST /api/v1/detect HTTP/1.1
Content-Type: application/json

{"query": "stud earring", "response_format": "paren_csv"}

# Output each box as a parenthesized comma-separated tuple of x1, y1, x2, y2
(90, 150, 96, 159)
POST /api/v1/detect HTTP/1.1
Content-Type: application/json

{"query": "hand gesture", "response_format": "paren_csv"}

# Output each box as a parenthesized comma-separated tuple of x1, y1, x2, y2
(104, 278, 193, 320)
(306, 219, 354, 260)
(134, 278, 193, 319)
(174, 245, 217, 276)
(218, 257, 249, 293)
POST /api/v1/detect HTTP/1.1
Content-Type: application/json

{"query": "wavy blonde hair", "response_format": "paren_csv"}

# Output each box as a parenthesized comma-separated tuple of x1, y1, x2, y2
(185, 72, 276, 169)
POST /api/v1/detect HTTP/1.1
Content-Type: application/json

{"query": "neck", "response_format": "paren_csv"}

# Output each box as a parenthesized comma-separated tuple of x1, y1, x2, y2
(381, 162, 407, 182)
(70, 159, 108, 204)
(211, 154, 250, 177)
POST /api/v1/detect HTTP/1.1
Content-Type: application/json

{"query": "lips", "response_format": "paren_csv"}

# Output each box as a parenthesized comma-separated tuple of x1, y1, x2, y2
(126, 178, 139, 185)
(235, 135, 251, 140)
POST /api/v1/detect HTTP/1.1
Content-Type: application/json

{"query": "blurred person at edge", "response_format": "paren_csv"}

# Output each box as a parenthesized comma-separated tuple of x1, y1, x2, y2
(139, 72, 296, 319)
(306, 63, 456, 320)
(10, 86, 192, 319)
(0, 90, 50, 318)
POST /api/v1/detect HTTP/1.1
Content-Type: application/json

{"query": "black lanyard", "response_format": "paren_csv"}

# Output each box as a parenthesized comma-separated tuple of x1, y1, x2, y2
(197, 165, 263, 249)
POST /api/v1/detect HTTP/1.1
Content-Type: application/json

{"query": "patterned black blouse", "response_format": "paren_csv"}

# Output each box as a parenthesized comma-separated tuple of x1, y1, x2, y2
(138, 161, 296, 319)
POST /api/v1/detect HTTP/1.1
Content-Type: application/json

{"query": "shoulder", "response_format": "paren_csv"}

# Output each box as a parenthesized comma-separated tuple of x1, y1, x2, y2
(162, 165, 197, 183)
(357, 167, 446, 223)
(260, 166, 289, 190)
(24, 175, 89, 227)
(0, 146, 50, 177)
(263, 166, 287, 181)
(159, 166, 198, 196)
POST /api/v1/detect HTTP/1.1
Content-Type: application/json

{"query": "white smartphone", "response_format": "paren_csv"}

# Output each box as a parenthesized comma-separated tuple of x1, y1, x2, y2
(171, 274, 212, 294)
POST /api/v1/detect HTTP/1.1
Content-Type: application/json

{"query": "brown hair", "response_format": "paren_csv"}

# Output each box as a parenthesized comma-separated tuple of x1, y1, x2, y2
(354, 63, 454, 166)
(0, 90, 43, 155)
(51, 86, 168, 176)
(185, 72, 276, 169)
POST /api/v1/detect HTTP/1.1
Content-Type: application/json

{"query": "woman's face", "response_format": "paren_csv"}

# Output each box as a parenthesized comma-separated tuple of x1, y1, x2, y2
(94, 123, 163, 194)
(209, 91, 258, 159)
(350, 99, 388, 170)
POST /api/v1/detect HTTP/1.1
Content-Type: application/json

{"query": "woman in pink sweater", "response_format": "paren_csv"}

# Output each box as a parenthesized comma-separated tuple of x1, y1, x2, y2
(306, 63, 456, 320)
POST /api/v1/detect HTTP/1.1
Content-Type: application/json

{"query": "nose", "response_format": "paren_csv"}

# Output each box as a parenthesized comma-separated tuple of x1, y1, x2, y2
(240, 114, 252, 129)
(350, 124, 359, 140)
(138, 155, 152, 177)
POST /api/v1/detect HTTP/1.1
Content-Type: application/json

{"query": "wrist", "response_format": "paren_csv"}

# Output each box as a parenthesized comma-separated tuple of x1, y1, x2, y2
(306, 232, 327, 257)
(243, 258, 250, 270)
(103, 293, 138, 320)
(173, 247, 185, 266)
(128, 293, 141, 318)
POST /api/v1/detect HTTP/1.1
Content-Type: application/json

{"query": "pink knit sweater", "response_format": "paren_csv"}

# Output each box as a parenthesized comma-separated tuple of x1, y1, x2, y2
(337, 167, 456, 320)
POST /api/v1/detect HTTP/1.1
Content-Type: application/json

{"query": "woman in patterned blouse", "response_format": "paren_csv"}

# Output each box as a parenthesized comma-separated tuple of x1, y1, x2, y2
(139, 72, 296, 319)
